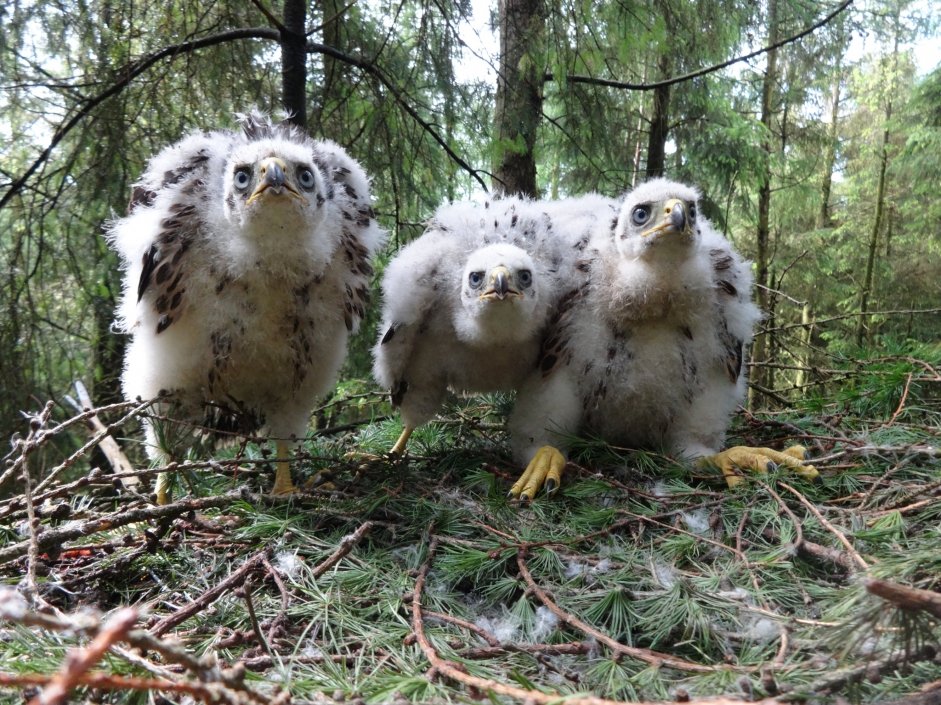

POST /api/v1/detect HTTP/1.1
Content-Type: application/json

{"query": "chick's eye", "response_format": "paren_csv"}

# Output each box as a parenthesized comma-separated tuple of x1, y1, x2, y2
(298, 167, 316, 190)
(234, 168, 252, 190)
(631, 205, 651, 226)
(468, 271, 484, 289)
(518, 269, 533, 288)
(688, 203, 697, 220)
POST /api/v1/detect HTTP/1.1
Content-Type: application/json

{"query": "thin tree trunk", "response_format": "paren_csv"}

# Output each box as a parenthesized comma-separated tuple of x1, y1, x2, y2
(645, 53, 671, 179)
(818, 74, 842, 228)
(795, 302, 813, 393)
(281, 0, 308, 129)
(856, 14, 900, 346)
(493, 0, 545, 197)
(751, 0, 779, 400)
(818, 20, 848, 229)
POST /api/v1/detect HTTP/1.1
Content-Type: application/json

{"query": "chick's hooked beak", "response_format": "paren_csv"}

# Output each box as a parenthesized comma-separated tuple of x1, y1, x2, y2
(642, 198, 693, 239)
(480, 265, 523, 301)
(247, 157, 302, 205)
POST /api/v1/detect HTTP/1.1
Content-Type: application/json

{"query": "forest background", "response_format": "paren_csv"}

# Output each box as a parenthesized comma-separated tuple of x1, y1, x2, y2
(2, 0, 940, 440)
(2, 1, 941, 703)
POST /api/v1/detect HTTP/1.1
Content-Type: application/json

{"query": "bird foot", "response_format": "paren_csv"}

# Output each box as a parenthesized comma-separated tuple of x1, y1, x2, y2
(700, 445, 818, 488)
(509, 446, 566, 505)
(301, 470, 336, 492)
(270, 460, 297, 497)
(154, 472, 172, 506)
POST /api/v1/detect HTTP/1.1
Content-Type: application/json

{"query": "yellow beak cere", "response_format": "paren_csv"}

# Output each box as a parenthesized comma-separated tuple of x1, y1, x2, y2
(247, 157, 302, 205)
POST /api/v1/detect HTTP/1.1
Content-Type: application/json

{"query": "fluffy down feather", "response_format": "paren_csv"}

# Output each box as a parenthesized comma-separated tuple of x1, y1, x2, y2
(509, 179, 762, 497)
(373, 194, 618, 451)
(107, 112, 385, 500)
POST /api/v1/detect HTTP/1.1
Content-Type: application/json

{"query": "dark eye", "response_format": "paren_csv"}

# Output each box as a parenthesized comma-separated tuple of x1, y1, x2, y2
(234, 167, 252, 190)
(518, 269, 533, 288)
(468, 271, 484, 289)
(298, 167, 316, 190)
(631, 205, 651, 226)
(688, 203, 697, 220)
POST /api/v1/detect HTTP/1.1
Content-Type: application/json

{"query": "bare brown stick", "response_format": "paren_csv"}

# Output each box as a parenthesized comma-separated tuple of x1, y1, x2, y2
(865, 578, 941, 619)
(0, 490, 248, 565)
(150, 548, 270, 636)
(787, 645, 938, 698)
(33, 397, 155, 494)
(63, 381, 138, 487)
(778, 481, 870, 571)
(0, 672, 233, 702)
(29, 608, 138, 705)
(310, 520, 374, 578)
(423, 609, 501, 647)
(460, 641, 595, 660)
(412, 539, 751, 704)
(19, 402, 56, 608)
(516, 548, 728, 674)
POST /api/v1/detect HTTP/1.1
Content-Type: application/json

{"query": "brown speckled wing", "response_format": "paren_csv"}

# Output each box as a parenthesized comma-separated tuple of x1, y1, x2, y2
(710, 246, 747, 383)
(135, 155, 210, 335)
(319, 157, 378, 333)
(537, 283, 587, 378)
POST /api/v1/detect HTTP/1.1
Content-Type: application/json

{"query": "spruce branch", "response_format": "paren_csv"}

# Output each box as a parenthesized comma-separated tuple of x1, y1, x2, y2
(515, 548, 729, 674)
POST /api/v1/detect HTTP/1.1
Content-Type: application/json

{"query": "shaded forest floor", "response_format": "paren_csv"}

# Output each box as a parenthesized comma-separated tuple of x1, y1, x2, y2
(1, 354, 940, 705)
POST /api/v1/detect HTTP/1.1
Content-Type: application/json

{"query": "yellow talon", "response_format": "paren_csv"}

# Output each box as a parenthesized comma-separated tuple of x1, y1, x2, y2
(510, 446, 566, 503)
(390, 426, 414, 457)
(270, 441, 297, 496)
(701, 445, 818, 488)
(154, 471, 172, 505)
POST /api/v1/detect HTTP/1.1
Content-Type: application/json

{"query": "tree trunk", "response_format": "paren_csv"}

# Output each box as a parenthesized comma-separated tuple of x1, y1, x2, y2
(818, 78, 841, 229)
(750, 0, 779, 401)
(281, 0, 308, 129)
(856, 12, 900, 347)
(645, 53, 671, 179)
(818, 20, 848, 229)
(646, 1, 673, 180)
(492, 0, 545, 197)
(856, 123, 890, 346)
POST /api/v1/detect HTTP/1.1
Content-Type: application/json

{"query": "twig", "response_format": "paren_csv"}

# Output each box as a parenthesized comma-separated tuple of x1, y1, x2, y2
(150, 548, 270, 636)
(33, 397, 154, 494)
(309, 520, 374, 578)
(460, 641, 595, 659)
(0, 490, 248, 565)
(865, 578, 941, 619)
(238, 578, 272, 656)
(783, 645, 938, 698)
(885, 372, 913, 426)
(516, 548, 728, 673)
(29, 607, 138, 705)
(19, 402, 57, 609)
(62, 381, 138, 487)
(544, 0, 853, 92)
(261, 558, 292, 646)
(423, 609, 501, 647)
(1, 672, 229, 702)
(777, 482, 870, 571)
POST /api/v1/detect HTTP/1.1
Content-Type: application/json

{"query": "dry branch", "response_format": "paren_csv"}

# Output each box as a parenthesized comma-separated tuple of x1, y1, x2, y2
(62, 381, 138, 487)
(0, 489, 248, 565)
(410, 537, 754, 705)
(0, 589, 285, 705)
(516, 548, 729, 674)
(150, 548, 271, 636)
(866, 579, 941, 620)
